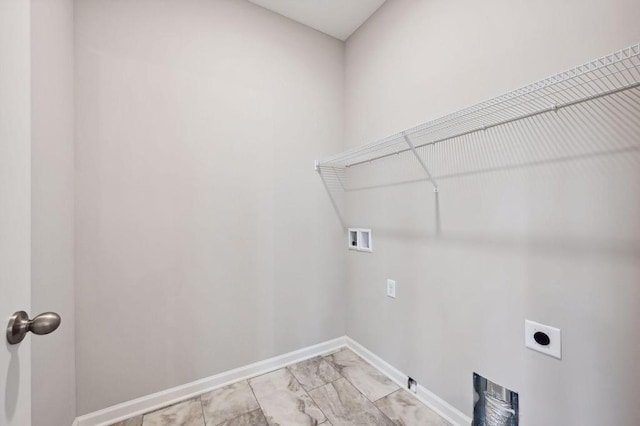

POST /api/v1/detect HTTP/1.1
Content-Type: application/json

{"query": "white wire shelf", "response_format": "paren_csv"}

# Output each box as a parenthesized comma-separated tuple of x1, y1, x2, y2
(316, 43, 640, 192)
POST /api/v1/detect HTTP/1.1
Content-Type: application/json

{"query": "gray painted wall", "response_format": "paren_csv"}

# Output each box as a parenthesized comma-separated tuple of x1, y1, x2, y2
(74, 0, 346, 414)
(343, 0, 640, 425)
(31, 0, 76, 425)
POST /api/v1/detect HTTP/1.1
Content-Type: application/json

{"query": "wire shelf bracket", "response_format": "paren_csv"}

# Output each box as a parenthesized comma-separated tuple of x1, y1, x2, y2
(403, 134, 439, 192)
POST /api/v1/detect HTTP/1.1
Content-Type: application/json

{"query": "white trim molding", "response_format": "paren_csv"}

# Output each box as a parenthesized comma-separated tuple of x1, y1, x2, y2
(344, 337, 472, 426)
(74, 335, 471, 426)
(74, 337, 347, 426)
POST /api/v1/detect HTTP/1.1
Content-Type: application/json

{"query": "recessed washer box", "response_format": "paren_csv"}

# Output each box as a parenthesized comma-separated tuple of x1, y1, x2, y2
(348, 228, 372, 252)
(525, 319, 561, 359)
(348, 229, 358, 250)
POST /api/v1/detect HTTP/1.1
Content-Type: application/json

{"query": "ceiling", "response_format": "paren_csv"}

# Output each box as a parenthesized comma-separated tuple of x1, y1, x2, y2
(248, 0, 387, 41)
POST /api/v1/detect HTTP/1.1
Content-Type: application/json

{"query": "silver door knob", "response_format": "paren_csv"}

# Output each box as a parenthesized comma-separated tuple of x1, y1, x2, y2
(6, 311, 61, 345)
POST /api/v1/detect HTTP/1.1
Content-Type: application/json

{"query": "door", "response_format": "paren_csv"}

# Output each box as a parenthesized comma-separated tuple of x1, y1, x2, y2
(1, 0, 32, 424)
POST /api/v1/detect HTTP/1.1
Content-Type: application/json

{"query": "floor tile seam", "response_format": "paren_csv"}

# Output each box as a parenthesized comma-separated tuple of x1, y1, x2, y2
(249, 359, 305, 382)
(326, 370, 371, 404)
(376, 388, 450, 426)
(307, 376, 395, 426)
(198, 395, 207, 426)
(376, 388, 404, 402)
(301, 374, 344, 393)
(326, 350, 400, 403)
(246, 379, 266, 420)
(317, 377, 366, 414)
(321, 360, 400, 425)
(212, 408, 264, 426)
(372, 387, 401, 403)
(299, 358, 350, 423)
(249, 350, 338, 383)
(370, 396, 397, 425)
(288, 367, 331, 426)
(299, 373, 331, 424)
(248, 366, 288, 382)
(287, 358, 344, 394)
(139, 395, 205, 426)
(373, 388, 441, 425)
(302, 385, 330, 425)
(321, 355, 347, 381)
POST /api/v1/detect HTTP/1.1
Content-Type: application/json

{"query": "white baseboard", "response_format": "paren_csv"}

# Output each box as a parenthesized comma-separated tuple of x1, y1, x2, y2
(74, 335, 471, 426)
(74, 336, 347, 426)
(345, 337, 472, 426)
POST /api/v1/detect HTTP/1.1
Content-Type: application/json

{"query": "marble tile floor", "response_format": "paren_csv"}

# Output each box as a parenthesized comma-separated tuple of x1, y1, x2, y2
(110, 348, 451, 426)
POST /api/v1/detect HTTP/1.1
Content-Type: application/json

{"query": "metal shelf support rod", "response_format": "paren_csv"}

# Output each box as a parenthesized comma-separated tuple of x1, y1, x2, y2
(403, 134, 439, 192)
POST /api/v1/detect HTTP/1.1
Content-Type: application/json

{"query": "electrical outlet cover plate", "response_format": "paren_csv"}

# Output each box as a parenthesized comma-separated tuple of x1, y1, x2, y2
(386, 279, 396, 298)
(525, 319, 561, 359)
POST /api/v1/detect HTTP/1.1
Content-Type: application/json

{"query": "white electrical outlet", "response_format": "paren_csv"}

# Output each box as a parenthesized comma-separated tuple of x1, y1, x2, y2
(386, 279, 396, 298)
(525, 319, 561, 359)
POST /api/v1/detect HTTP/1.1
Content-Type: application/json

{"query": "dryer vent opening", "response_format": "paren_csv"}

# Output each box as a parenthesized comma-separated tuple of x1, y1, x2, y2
(473, 372, 519, 426)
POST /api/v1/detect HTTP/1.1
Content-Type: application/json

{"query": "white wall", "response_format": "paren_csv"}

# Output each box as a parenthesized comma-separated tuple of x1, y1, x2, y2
(30, 0, 76, 425)
(344, 0, 640, 424)
(74, 0, 345, 414)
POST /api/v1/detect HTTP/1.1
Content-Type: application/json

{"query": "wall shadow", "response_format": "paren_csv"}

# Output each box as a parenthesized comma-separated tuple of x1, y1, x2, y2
(4, 341, 21, 423)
